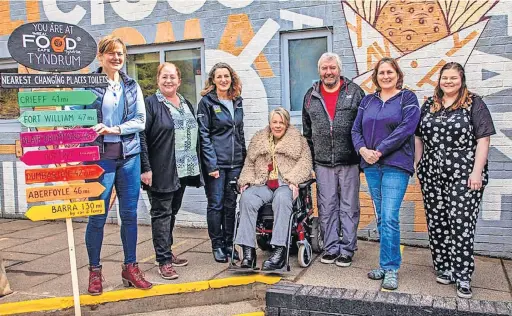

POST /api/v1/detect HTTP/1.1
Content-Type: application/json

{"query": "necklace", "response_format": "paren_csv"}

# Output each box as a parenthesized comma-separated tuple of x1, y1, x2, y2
(107, 79, 121, 97)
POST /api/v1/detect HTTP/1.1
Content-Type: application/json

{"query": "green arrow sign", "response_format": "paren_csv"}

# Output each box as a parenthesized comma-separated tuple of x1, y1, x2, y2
(18, 91, 97, 107)
(19, 110, 98, 127)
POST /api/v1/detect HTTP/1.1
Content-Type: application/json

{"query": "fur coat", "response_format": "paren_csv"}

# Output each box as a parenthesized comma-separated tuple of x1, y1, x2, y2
(238, 125, 313, 187)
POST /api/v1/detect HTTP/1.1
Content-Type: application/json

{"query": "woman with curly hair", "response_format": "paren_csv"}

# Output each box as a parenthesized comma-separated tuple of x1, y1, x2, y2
(415, 62, 495, 299)
(197, 62, 247, 263)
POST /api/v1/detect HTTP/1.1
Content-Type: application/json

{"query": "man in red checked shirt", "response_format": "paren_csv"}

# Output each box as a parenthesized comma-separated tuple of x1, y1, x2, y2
(302, 52, 365, 268)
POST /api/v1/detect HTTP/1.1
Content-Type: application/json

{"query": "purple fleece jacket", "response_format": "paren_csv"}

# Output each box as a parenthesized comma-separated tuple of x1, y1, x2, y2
(351, 89, 420, 175)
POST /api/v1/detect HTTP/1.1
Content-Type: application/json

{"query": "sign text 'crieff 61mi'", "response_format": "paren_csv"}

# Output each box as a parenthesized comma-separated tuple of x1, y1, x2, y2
(20, 146, 99, 165)
(18, 91, 97, 107)
(25, 200, 105, 221)
(18, 109, 97, 127)
(26, 182, 105, 202)
(20, 128, 98, 147)
(25, 164, 104, 184)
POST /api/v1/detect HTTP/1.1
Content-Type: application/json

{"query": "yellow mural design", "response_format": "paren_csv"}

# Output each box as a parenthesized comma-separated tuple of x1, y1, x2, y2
(155, 22, 176, 43)
(218, 14, 274, 78)
(0, 0, 40, 36)
(184, 19, 202, 40)
(112, 27, 147, 45)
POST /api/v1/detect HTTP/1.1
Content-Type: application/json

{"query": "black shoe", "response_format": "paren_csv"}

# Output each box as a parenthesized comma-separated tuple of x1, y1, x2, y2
(320, 253, 338, 264)
(456, 280, 472, 299)
(335, 254, 352, 267)
(240, 245, 257, 269)
(212, 248, 228, 263)
(262, 246, 286, 271)
(225, 245, 240, 261)
(436, 271, 455, 285)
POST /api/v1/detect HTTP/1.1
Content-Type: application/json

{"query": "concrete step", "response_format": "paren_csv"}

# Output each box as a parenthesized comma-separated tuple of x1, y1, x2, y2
(125, 299, 265, 316)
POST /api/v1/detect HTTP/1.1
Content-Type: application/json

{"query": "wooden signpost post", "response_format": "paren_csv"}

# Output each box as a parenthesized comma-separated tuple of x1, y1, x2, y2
(9, 21, 106, 316)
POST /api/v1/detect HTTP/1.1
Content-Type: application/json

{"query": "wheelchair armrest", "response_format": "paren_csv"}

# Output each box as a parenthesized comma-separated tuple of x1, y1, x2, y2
(229, 178, 240, 194)
(298, 178, 316, 189)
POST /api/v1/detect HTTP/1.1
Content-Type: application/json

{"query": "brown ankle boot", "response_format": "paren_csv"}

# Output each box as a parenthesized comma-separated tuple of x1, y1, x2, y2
(121, 263, 152, 290)
(88, 265, 103, 295)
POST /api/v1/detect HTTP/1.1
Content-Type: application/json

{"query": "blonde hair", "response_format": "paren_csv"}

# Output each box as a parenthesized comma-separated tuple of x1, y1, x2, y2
(97, 35, 127, 56)
(200, 62, 242, 100)
(269, 107, 290, 127)
(157, 62, 181, 80)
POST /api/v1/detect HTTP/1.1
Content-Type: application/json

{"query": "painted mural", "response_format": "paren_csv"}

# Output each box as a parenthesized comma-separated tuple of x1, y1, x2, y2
(0, 0, 510, 257)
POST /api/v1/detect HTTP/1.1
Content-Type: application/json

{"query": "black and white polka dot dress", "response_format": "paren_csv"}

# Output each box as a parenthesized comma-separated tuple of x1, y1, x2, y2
(416, 95, 495, 282)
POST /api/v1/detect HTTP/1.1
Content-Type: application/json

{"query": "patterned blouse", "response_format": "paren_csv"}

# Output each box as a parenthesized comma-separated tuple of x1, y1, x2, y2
(156, 90, 200, 178)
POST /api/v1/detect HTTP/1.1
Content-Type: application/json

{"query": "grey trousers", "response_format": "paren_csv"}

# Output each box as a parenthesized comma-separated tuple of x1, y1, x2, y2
(316, 164, 360, 257)
(234, 185, 293, 248)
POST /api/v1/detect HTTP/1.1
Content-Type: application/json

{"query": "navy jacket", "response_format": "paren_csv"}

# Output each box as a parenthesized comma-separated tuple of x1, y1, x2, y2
(83, 67, 145, 157)
(197, 91, 247, 173)
(351, 89, 420, 175)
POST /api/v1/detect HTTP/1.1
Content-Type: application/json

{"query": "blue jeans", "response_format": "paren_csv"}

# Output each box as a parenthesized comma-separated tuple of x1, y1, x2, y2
(85, 154, 141, 266)
(204, 167, 241, 249)
(364, 165, 409, 271)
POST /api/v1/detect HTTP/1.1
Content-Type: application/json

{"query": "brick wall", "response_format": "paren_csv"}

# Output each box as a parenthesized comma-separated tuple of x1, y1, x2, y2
(0, 0, 510, 258)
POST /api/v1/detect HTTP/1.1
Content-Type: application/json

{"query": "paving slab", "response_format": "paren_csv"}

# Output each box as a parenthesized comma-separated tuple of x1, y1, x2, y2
(5, 231, 72, 255)
(472, 256, 510, 292)
(188, 239, 215, 253)
(296, 259, 382, 291)
(1, 270, 61, 292)
(401, 244, 432, 267)
(0, 220, 48, 233)
(395, 262, 456, 298)
(0, 219, 14, 223)
(350, 240, 380, 270)
(0, 237, 33, 250)
(1, 222, 67, 240)
(173, 227, 210, 240)
(1, 251, 43, 262)
(26, 260, 156, 297)
(11, 244, 121, 274)
(101, 226, 153, 246)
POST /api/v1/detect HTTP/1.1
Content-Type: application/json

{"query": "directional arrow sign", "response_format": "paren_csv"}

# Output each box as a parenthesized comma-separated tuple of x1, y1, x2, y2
(18, 91, 97, 107)
(25, 164, 104, 184)
(20, 146, 99, 165)
(19, 110, 97, 127)
(25, 200, 105, 221)
(26, 182, 105, 202)
(20, 128, 98, 147)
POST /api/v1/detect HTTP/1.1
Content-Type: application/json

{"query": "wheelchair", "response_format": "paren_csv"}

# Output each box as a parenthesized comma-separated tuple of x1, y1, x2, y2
(228, 178, 323, 273)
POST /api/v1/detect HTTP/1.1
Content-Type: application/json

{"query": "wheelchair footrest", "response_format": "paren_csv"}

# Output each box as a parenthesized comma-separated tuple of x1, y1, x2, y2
(228, 264, 260, 273)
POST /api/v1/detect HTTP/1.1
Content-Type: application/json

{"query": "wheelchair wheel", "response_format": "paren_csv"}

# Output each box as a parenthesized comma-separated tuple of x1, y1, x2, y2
(298, 243, 313, 268)
(256, 235, 271, 251)
(311, 217, 323, 253)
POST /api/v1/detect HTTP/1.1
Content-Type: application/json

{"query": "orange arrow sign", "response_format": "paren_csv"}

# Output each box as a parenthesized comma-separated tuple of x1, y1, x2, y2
(25, 200, 105, 221)
(26, 182, 105, 202)
(25, 164, 104, 184)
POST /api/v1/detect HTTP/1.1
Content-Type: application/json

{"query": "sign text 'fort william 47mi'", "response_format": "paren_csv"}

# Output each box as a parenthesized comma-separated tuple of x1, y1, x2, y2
(18, 91, 97, 107)
(19, 109, 97, 127)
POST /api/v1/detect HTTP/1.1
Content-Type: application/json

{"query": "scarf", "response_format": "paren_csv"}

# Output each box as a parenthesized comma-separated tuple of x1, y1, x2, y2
(267, 132, 279, 190)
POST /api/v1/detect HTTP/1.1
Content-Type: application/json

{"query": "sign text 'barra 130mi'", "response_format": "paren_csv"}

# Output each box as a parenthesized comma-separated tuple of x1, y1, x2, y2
(8, 22, 97, 72)
(25, 200, 105, 221)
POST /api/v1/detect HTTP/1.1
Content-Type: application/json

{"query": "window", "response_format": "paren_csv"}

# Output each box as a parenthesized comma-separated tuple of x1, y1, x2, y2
(126, 42, 204, 107)
(0, 62, 20, 120)
(281, 30, 332, 114)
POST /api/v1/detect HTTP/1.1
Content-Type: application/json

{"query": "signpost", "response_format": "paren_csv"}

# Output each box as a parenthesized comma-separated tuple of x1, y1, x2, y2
(26, 182, 105, 202)
(18, 109, 97, 127)
(25, 200, 105, 221)
(10, 21, 101, 316)
(20, 128, 98, 147)
(25, 165, 104, 184)
(0, 73, 108, 89)
(18, 91, 97, 107)
(20, 146, 100, 165)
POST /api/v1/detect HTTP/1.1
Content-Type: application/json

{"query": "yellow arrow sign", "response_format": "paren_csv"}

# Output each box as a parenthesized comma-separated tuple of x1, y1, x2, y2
(25, 200, 105, 221)
(26, 182, 105, 203)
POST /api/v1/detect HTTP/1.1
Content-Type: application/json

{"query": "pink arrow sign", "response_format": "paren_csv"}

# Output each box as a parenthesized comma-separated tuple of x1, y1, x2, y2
(20, 128, 98, 147)
(20, 146, 100, 166)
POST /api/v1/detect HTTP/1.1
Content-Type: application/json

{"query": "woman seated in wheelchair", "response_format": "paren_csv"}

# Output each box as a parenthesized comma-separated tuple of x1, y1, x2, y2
(235, 107, 313, 271)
